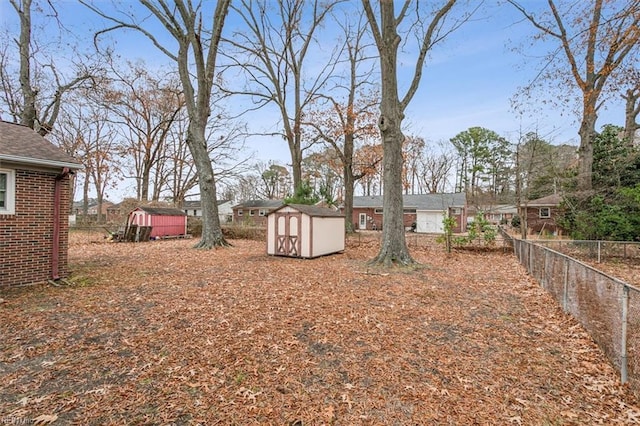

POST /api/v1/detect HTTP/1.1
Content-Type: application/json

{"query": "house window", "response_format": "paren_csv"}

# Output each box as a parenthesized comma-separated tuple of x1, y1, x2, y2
(259, 209, 267, 216)
(249, 209, 255, 216)
(374, 208, 383, 214)
(0, 169, 16, 215)
(539, 207, 551, 218)
(451, 208, 461, 215)
(238, 210, 243, 216)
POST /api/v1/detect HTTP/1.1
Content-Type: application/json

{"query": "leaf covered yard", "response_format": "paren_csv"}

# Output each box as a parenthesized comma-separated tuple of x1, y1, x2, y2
(1, 236, 639, 424)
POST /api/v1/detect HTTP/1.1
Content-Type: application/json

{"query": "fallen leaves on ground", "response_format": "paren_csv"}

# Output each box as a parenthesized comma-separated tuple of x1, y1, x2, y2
(1, 234, 639, 425)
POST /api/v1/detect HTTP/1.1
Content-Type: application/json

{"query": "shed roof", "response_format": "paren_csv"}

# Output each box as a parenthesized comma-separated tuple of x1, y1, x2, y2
(353, 193, 466, 210)
(271, 203, 344, 218)
(0, 121, 82, 169)
(233, 199, 284, 209)
(134, 206, 187, 216)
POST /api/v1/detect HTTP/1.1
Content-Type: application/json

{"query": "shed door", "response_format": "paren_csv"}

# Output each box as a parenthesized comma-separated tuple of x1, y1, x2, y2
(275, 213, 302, 257)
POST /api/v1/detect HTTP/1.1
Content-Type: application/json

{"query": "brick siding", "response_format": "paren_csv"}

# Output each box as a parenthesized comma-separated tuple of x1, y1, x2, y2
(0, 168, 71, 288)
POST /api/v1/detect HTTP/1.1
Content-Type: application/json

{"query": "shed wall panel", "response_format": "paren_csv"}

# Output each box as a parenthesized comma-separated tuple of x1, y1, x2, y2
(149, 215, 187, 238)
(311, 217, 345, 256)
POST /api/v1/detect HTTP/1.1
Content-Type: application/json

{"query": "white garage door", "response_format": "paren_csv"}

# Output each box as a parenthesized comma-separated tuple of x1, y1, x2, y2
(416, 211, 445, 234)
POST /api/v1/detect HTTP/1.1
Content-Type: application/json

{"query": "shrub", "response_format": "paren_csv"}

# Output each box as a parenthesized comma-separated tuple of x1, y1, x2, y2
(222, 225, 267, 241)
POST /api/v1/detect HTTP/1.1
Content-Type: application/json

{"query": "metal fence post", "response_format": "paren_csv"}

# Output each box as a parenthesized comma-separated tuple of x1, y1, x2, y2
(621, 285, 629, 384)
(563, 258, 569, 312)
(598, 240, 601, 263)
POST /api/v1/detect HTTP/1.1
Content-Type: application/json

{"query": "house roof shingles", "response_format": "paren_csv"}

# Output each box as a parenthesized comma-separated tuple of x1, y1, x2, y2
(526, 194, 563, 207)
(0, 121, 82, 169)
(353, 193, 466, 210)
(271, 203, 344, 218)
(183, 200, 231, 209)
(233, 199, 284, 209)
(135, 206, 187, 216)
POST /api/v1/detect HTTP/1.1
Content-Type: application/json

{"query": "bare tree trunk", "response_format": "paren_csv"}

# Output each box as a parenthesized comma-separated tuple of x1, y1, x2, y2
(187, 121, 228, 248)
(366, 1, 413, 266)
(14, 0, 37, 129)
(344, 162, 355, 233)
(577, 108, 597, 191)
(623, 88, 639, 146)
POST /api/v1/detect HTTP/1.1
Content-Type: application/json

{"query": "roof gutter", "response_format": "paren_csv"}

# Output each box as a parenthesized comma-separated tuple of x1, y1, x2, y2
(52, 167, 70, 281)
(0, 154, 81, 170)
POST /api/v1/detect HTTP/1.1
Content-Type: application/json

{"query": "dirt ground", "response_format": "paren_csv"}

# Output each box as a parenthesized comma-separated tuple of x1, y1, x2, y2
(1, 234, 640, 425)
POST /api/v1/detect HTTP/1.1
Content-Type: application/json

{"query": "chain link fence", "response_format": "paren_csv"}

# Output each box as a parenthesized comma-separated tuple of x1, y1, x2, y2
(500, 228, 640, 395)
(531, 240, 640, 264)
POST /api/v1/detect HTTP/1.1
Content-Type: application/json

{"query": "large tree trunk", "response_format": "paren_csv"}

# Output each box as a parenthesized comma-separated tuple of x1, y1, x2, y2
(187, 122, 229, 249)
(577, 110, 597, 191)
(16, 0, 37, 130)
(343, 163, 355, 233)
(343, 130, 355, 233)
(369, 2, 413, 266)
(141, 163, 151, 201)
(289, 140, 303, 192)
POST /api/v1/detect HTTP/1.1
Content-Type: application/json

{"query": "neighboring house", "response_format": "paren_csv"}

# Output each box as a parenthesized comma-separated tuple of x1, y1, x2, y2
(0, 121, 82, 288)
(127, 206, 188, 239)
(232, 199, 284, 226)
(183, 199, 234, 223)
(106, 201, 129, 224)
(520, 193, 564, 235)
(470, 204, 518, 225)
(73, 199, 113, 222)
(350, 193, 467, 233)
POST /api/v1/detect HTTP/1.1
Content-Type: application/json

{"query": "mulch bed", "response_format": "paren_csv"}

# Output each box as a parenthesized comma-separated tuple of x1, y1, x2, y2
(1, 236, 639, 425)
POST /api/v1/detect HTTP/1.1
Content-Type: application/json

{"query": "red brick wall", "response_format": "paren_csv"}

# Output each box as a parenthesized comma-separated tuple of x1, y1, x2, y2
(0, 168, 71, 288)
(351, 208, 416, 231)
(233, 209, 269, 226)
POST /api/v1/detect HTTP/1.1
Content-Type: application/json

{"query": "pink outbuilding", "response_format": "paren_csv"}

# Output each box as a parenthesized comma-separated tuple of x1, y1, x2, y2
(127, 206, 187, 240)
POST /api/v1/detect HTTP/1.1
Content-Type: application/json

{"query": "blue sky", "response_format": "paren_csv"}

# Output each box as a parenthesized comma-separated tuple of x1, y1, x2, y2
(0, 1, 630, 175)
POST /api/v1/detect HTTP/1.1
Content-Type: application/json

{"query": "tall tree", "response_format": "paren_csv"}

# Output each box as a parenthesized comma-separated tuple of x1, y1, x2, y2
(354, 142, 384, 196)
(302, 149, 343, 205)
(259, 162, 291, 200)
(103, 62, 185, 202)
(508, 0, 640, 191)
(53, 93, 120, 223)
(2, 0, 94, 134)
(223, 0, 338, 190)
(402, 135, 426, 195)
(304, 10, 379, 231)
(84, 0, 232, 248)
(418, 141, 455, 194)
(362, 0, 473, 265)
(450, 127, 506, 203)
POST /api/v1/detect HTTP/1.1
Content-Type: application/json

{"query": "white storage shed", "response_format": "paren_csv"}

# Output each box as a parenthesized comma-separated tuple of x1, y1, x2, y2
(267, 204, 345, 258)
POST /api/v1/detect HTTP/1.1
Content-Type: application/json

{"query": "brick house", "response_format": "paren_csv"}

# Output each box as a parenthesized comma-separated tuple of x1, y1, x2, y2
(0, 121, 82, 288)
(232, 199, 284, 226)
(520, 193, 564, 235)
(350, 193, 467, 233)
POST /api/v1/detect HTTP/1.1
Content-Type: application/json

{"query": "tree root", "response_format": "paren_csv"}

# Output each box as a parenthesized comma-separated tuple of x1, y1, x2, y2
(193, 237, 233, 249)
(367, 251, 417, 268)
